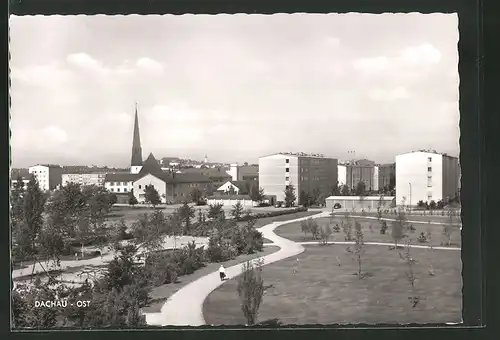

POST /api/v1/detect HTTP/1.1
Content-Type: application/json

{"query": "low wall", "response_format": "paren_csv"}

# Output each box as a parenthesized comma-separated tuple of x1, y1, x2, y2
(326, 196, 396, 210)
(206, 198, 257, 208)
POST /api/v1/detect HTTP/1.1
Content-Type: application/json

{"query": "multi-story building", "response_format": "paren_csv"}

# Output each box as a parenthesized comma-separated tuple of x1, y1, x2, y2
(345, 159, 376, 191)
(104, 173, 137, 194)
(227, 164, 259, 182)
(337, 164, 347, 186)
(28, 164, 63, 191)
(180, 167, 232, 190)
(259, 152, 338, 203)
(10, 168, 31, 189)
(62, 173, 107, 187)
(377, 163, 396, 192)
(395, 150, 460, 206)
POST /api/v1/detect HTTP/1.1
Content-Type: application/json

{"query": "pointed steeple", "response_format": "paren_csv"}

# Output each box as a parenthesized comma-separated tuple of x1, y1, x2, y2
(131, 102, 143, 167)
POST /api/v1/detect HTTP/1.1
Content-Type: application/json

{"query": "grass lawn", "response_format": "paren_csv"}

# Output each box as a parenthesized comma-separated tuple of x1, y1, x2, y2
(336, 211, 461, 222)
(142, 245, 281, 313)
(275, 217, 461, 248)
(203, 244, 462, 325)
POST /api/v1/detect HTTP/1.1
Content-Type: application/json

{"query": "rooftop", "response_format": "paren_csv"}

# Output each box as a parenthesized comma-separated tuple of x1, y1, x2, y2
(260, 152, 336, 159)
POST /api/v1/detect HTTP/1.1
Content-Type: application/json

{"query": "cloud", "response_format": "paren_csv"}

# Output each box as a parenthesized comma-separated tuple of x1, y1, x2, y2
(402, 44, 441, 64)
(136, 57, 164, 73)
(325, 37, 341, 46)
(352, 43, 442, 75)
(66, 53, 100, 70)
(10, 63, 72, 88)
(368, 86, 410, 101)
(42, 125, 68, 143)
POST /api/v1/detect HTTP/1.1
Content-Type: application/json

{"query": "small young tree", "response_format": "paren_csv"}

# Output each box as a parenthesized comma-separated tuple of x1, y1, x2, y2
(340, 184, 350, 196)
(402, 239, 420, 308)
(177, 201, 195, 229)
(284, 185, 296, 208)
(442, 209, 456, 246)
(391, 220, 405, 249)
(208, 203, 224, 220)
(318, 223, 333, 245)
(347, 220, 366, 279)
(190, 188, 203, 205)
(341, 213, 353, 241)
(128, 190, 138, 207)
(307, 218, 320, 240)
(250, 186, 265, 204)
(237, 259, 265, 325)
(300, 220, 311, 239)
(376, 195, 384, 220)
(380, 220, 388, 234)
(144, 185, 161, 208)
(231, 201, 244, 221)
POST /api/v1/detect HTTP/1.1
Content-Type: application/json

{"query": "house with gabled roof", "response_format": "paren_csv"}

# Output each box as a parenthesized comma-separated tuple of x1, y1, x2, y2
(133, 153, 212, 204)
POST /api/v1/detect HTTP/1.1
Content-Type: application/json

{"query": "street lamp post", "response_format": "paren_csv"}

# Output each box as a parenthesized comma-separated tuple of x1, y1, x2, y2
(408, 182, 412, 212)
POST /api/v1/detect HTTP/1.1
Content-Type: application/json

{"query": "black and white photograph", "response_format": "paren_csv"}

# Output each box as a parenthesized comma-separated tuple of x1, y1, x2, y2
(10, 13, 462, 328)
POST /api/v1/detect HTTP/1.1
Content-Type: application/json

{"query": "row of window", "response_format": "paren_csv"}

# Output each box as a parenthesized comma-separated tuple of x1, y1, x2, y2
(110, 187, 129, 193)
(108, 181, 129, 186)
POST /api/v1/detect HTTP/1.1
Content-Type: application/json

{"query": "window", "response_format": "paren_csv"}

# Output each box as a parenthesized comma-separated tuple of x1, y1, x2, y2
(428, 195, 432, 201)
(117, 188, 120, 192)
(110, 188, 114, 192)
(138, 185, 142, 189)
(428, 157, 432, 162)
(110, 182, 114, 186)
(286, 168, 290, 173)
(285, 185, 289, 190)
(427, 167, 432, 172)
(122, 182, 126, 186)
(285, 159, 289, 164)
(124, 188, 128, 192)
(285, 177, 290, 181)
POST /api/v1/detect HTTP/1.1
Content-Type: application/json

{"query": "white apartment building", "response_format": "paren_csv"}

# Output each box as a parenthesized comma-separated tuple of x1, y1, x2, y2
(259, 152, 338, 203)
(337, 164, 347, 186)
(104, 173, 136, 194)
(373, 166, 380, 191)
(395, 150, 460, 206)
(28, 164, 63, 191)
(62, 173, 106, 187)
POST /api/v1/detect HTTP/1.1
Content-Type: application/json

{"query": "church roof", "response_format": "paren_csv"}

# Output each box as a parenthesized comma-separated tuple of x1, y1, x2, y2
(137, 153, 163, 177)
(105, 173, 138, 182)
(131, 105, 143, 166)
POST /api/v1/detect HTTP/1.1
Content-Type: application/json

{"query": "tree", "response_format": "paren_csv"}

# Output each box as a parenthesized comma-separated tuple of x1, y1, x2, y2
(144, 185, 161, 207)
(429, 200, 437, 210)
(231, 201, 244, 220)
(310, 188, 321, 206)
(237, 259, 265, 325)
(250, 186, 265, 203)
(318, 223, 333, 245)
(284, 185, 296, 208)
(208, 203, 224, 219)
(299, 190, 310, 207)
(402, 239, 420, 308)
(347, 220, 366, 279)
(340, 184, 350, 196)
(391, 220, 405, 248)
(355, 181, 366, 196)
(376, 195, 384, 220)
(300, 220, 311, 239)
(442, 209, 457, 246)
(341, 212, 353, 241)
(178, 202, 195, 229)
(130, 211, 169, 253)
(128, 190, 138, 207)
(190, 188, 203, 205)
(16, 176, 46, 271)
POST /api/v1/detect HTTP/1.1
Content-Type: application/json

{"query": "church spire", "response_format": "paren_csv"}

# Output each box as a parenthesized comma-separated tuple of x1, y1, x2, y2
(131, 102, 143, 167)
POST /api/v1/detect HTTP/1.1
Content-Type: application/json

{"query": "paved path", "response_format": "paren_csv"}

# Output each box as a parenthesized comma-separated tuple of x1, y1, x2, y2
(143, 211, 461, 326)
(12, 236, 208, 280)
(297, 241, 460, 251)
(143, 211, 330, 326)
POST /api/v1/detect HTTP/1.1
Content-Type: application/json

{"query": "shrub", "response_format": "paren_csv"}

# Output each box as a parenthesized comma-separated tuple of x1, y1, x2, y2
(409, 224, 416, 233)
(258, 202, 271, 207)
(380, 220, 388, 234)
(417, 232, 427, 243)
(332, 223, 341, 233)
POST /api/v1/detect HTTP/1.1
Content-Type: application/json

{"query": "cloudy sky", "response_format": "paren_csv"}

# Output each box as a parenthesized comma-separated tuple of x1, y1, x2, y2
(10, 13, 459, 168)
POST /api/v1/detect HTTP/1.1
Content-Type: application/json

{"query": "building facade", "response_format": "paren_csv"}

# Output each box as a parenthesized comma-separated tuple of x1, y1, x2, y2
(337, 164, 347, 186)
(395, 150, 460, 206)
(259, 152, 338, 203)
(104, 173, 137, 194)
(345, 159, 376, 191)
(11, 168, 30, 189)
(28, 164, 63, 191)
(227, 164, 259, 182)
(377, 163, 396, 192)
(62, 173, 107, 187)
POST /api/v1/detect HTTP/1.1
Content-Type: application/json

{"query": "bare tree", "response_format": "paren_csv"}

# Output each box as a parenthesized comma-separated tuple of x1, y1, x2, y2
(442, 209, 456, 246)
(347, 220, 366, 279)
(402, 239, 420, 308)
(318, 223, 333, 245)
(237, 258, 265, 325)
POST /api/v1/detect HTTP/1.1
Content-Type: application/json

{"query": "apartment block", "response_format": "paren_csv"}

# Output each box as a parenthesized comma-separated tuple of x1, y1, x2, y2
(28, 164, 63, 191)
(395, 150, 460, 206)
(259, 152, 338, 203)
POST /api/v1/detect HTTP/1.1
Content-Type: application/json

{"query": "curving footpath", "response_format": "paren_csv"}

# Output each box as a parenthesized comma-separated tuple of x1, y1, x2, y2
(143, 211, 330, 326)
(143, 211, 461, 326)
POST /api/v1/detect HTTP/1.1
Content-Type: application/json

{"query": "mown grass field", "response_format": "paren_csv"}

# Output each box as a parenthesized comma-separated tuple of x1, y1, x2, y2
(274, 216, 461, 247)
(203, 244, 462, 325)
